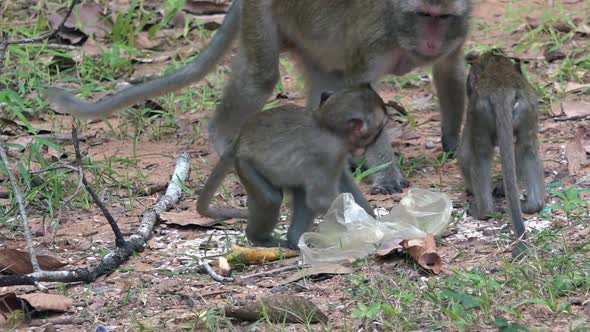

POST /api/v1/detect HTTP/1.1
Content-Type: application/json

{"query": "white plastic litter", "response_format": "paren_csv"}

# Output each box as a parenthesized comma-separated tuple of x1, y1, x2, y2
(298, 188, 452, 266)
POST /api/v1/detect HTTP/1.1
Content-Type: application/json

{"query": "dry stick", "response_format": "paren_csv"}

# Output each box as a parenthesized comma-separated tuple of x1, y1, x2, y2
(0, 0, 79, 69)
(0, 151, 191, 287)
(0, 143, 41, 272)
(239, 264, 302, 281)
(72, 126, 126, 247)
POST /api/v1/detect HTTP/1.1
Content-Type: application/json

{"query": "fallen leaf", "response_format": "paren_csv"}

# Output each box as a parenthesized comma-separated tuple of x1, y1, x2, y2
(19, 294, 73, 312)
(0, 293, 31, 321)
(565, 127, 588, 176)
(554, 82, 590, 94)
(551, 100, 590, 119)
(401, 234, 442, 274)
(376, 243, 403, 256)
(184, 0, 229, 15)
(224, 295, 328, 324)
(225, 245, 299, 266)
(48, 3, 110, 41)
(274, 264, 355, 286)
(0, 292, 73, 318)
(544, 47, 566, 62)
(134, 32, 163, 49)
(0, 249, 67, 274)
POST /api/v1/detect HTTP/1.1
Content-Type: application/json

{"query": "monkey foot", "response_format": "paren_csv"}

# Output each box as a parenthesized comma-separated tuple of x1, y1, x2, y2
(511, 240, 529, 259)
(442, 135, 459, 154)
(369, 177, 410, 195)
(521, 199, 545, 214)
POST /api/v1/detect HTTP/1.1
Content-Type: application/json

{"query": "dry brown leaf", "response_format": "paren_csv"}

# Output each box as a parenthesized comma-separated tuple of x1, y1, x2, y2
(0, 292, 72, 317)
(565, 127, 588, 176)
(193, 14, 228, 30)
(544, 47, 566, 62)
(48, 3, 110, 40)
(184, 0, 229, 15)
(134, 32, 164, 50)
(401, 234, 442, 274)
(0, 292, 28, 315)
(562, 100, 590, 118)
(224, 295, 328, 324)
(0, 249, 67, 274)
(225, 245, 299, 266)
(274, 264, 355, 286)
(556, 82, 590, 94)
(19, 294, 73, 312)
(375, 243, 403, 256)
(159, 210, 229, 227)
(551, 100, 590, 118)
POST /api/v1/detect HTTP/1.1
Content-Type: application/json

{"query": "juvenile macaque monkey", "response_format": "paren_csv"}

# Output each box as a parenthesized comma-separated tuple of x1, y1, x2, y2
(43, 0, 471, 194)
(457, 51, 545, 256)
(197, 85, 385, 249)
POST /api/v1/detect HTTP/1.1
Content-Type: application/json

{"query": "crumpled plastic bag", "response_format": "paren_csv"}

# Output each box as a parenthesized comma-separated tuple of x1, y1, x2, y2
(298, 188, 452, 266)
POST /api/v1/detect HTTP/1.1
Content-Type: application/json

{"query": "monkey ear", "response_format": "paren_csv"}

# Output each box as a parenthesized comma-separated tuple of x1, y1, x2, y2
(319, 91, 334, 107)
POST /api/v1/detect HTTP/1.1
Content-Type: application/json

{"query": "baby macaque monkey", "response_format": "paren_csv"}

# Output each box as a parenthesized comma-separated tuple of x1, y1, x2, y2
(197, 84, 386, 249)
(458, 51, 545, 257)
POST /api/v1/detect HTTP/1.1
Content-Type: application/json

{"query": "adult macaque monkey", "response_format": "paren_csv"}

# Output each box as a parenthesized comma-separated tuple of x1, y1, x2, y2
(197, 85, 385, 249)
(457, 51, 545, 257)
(43, 0, 471, 194)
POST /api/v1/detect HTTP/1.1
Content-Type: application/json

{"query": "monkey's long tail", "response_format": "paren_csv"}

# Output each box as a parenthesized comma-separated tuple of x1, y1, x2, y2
(197, 151, 249, 220)
(493, 91, 527, 244)
(42, 0, 242, 119)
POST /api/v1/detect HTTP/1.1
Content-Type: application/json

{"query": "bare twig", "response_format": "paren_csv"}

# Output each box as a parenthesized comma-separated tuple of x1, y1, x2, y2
(553, 114, 590, 122)
(0, 143, 41, 272)
(239, 264, 302, 280)
(72, 126, 126, 247)
(0, 152, 191, 287)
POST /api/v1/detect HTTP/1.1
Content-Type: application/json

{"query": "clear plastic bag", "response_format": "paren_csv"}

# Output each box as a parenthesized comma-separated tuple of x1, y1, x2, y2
(298, 188, 452, 266)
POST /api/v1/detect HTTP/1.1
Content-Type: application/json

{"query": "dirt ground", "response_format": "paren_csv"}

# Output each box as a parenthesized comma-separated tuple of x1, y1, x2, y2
(1, 0, 589, 331)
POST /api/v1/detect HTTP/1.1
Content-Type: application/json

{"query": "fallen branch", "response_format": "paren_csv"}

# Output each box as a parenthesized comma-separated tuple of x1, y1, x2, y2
(0, 150, 191, 286)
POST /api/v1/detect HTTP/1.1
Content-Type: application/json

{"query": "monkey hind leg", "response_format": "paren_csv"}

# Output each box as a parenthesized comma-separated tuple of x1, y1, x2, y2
(286, 188, 316, 249)
(516, 133, 546, 214)
(361, 127, 409, 194)
(433, 48, 467, 153)
(235, 159, 286, 248)
(208, 3, 280, 155)
(467, 137, 495, 220)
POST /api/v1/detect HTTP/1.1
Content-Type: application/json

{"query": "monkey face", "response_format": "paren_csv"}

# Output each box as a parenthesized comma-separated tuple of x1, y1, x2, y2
(394, 0, 471, 62)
